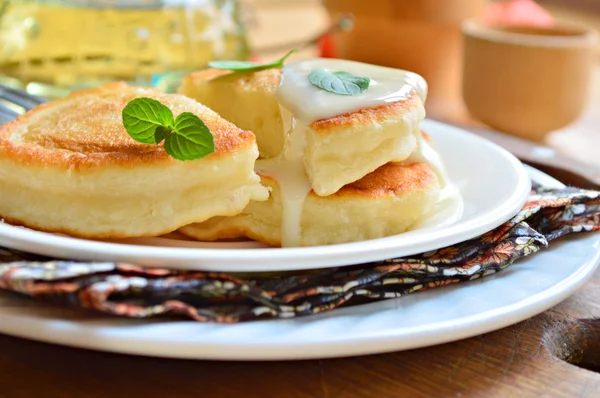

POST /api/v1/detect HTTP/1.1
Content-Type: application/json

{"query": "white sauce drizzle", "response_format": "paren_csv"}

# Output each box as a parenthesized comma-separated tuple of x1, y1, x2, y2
(256, 58, 443, 247)
(405, 132, 447, 189)
(404, 131, 464, 228)
(255, 106, 311, 247)
(276, 59, 428, 122)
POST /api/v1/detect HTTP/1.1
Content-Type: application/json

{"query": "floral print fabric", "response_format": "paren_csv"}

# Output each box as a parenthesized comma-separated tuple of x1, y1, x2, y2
(0, 184, 599, 323)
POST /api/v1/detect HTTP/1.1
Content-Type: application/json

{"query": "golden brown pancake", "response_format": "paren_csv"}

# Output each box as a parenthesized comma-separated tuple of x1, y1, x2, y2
(179, 68, 425, 196)
(179, 161, 441, 247)
(0, 82, 268, 238)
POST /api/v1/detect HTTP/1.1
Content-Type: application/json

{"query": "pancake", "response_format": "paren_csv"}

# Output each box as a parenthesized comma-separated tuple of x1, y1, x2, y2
(0, 82, 268, 238)
(179, 161, 441, 247)
(306, 96, 424, 196)
(179, 62, 426, 196)
(180, 69, 285, 159)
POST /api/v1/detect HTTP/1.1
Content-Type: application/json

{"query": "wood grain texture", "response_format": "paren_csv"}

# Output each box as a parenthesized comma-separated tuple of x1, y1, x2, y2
(0, 274, 598, 397)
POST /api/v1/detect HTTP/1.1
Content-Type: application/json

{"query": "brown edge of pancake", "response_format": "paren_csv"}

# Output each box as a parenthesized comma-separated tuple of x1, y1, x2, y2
(259, 161, 437, 200)
(0, 81, 256, 170)
(310, 93, 421, 133)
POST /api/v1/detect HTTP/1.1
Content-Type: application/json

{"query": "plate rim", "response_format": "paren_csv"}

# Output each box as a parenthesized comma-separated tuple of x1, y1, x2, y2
(0, 120, 531, 271)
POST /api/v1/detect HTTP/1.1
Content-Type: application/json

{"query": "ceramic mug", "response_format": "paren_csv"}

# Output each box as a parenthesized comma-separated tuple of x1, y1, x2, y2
(462, 19, 598, 141)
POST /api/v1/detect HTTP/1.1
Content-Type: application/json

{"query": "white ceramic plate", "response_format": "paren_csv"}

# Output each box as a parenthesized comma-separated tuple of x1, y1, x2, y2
(0, 168, 597, 361)
(0, 120, 530, 272)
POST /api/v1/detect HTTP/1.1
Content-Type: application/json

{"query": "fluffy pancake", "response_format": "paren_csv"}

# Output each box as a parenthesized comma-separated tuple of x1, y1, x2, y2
(0, 82, 268, 238)
(179, 66, 426, 196)
(179, 161, 441, 247)
(306, 97, 424, 196)
(180, 69, 285, 159)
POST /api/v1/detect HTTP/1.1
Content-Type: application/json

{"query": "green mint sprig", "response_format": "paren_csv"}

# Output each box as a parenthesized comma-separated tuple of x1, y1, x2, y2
(308, 69, 371, 96)
(208, 49, 297, 72)
(122, 98, 215, 161)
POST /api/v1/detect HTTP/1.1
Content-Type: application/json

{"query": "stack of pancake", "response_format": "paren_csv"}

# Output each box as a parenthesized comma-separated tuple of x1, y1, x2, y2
(0, 58, 449, 248)
(178, 59, 447, 247)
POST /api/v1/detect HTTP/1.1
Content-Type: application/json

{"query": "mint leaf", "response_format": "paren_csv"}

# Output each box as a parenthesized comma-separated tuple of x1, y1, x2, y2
(122, 98, 215, 161)
(164, 112, 215, 161)
(154, 125, 171, 144)
(122, 97, 175, 144)
(208, 49, 296, 72)
(208, 60, 260, 70)
(308, 69, 371, 96)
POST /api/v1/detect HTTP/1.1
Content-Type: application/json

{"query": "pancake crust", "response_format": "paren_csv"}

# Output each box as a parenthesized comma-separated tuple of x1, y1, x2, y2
(180, 67, 425, 196)
(334, 161, 437, 198)
(179, 161, 441, 247)
(0, 81, 255, 169)
(0, 82, 268, 238)
(310, 95, 420, 133)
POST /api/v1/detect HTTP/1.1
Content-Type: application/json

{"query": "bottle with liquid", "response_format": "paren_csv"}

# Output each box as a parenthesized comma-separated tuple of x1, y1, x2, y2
(0, 0, 249, 97)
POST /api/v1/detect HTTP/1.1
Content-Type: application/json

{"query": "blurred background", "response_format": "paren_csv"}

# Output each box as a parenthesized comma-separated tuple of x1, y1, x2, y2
(0, 0, 598, 167)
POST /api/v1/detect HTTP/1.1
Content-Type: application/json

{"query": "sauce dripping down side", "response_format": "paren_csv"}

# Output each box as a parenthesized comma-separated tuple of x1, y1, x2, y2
(405, 131, 448, 189)
(403, 131, 464, 229)
(255, 106, 311, 247)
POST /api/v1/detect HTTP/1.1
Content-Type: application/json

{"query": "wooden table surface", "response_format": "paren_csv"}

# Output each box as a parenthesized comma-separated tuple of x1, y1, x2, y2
(1, 1, 600, 397)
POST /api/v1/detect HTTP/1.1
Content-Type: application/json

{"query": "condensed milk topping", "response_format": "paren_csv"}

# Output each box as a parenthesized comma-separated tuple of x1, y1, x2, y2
(277, 58, 428, 123)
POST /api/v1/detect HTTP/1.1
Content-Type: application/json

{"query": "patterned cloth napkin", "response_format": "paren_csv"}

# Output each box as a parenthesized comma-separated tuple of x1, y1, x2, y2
(1, 184, 599, 323)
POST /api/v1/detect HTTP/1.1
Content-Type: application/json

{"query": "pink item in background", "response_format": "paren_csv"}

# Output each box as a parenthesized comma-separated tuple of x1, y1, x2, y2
(484, 0, 555, 26)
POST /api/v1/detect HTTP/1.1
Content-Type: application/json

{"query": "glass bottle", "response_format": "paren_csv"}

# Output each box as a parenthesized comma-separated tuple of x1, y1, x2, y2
(0, 0, 249, 97)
